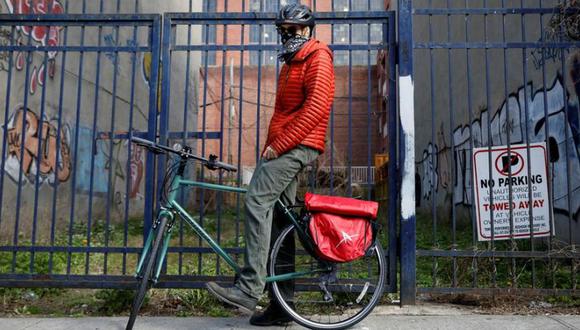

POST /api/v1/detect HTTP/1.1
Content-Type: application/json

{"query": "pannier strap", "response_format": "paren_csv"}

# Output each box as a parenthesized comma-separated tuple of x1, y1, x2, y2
(305, 192, 379, 219)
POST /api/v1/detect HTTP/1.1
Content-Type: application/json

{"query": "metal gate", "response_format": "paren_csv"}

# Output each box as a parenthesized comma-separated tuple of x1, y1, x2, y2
(409, 0, 579, 299)
(0, 9, 398, 291)
(158, 10, 398, 291)
(0, 13, 161, 288)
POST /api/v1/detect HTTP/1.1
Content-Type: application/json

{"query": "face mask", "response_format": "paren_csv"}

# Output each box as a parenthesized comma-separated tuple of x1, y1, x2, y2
(277, 26, 301, 44)
(277, 26, 310, 64)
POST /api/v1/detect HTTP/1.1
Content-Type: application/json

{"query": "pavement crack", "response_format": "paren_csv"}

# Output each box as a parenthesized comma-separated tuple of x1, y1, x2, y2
(546, 315, 579, 330)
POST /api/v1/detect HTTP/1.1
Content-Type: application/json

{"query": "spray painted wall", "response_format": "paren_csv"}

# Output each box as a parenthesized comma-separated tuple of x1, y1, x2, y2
(0, 0, 202, 240)
(412, 0, 579, 243)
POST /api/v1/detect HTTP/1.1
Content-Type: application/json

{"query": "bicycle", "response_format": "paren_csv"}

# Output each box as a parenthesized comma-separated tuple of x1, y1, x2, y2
(126, 136, 386, 330)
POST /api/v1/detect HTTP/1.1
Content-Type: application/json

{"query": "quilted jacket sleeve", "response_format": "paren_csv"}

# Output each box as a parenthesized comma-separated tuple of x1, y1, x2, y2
(268, 49, 334, 155)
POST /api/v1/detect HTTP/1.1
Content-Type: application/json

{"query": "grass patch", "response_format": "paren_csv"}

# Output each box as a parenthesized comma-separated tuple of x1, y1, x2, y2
(415, 209, 577, 290)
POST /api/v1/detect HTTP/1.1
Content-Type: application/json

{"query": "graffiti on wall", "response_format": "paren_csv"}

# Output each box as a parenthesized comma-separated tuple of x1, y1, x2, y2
(529, 31, 572, 71)
(74, 127, 108, 195)
(4, 106, 71, 185)
(417, 72, 580, 219)
(4, 0, 64, 94)
(0, 28, 11, 72)
(0, 1, 10, 72)
(128, 141, 144, 199)
(75, 129, 144, 205)
(103, 32, 140, 72)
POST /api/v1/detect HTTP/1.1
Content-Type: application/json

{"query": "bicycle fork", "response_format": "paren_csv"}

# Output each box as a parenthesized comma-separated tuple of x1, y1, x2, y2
(135, 209, 175, 283)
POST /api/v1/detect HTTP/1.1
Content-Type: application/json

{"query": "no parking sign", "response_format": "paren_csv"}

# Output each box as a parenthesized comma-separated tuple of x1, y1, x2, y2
(472, 143, 553, 241)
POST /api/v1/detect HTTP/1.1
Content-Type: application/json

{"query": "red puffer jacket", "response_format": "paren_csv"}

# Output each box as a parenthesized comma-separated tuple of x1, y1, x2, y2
(264, 38, 335, 156)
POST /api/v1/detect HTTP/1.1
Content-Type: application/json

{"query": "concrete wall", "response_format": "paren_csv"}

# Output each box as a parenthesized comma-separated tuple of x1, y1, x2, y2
(412, 0, 580, 243)
(0, 0, 202, 240)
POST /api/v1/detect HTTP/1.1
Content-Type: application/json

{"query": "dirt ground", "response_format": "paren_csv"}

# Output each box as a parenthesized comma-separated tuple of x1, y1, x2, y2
(422, 293, 580, 315)
(1, 288, 579, 317)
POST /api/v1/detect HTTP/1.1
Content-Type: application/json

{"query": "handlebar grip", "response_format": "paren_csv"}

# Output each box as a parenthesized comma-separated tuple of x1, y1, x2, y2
(215, 161, 238, 172)
(130, 136, 155, 147)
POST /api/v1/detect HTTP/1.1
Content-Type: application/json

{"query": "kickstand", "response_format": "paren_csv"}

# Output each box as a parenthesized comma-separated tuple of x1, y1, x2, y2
(319, 266, 338, 302)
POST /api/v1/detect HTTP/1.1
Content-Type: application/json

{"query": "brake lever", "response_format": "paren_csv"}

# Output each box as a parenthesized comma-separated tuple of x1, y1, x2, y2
(206, 154, 219, 170)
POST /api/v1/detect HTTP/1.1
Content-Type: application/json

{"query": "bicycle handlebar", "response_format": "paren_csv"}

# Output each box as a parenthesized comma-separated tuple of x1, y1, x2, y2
(130, 137, 237, 172)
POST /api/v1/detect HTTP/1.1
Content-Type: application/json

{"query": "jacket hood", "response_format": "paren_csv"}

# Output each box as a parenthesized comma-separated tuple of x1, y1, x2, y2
(291, 38, 333, 62)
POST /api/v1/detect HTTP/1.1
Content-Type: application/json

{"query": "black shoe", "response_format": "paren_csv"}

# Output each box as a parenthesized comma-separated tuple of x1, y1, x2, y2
(205, 282, 258, 314)
(249, 302, 293, 326)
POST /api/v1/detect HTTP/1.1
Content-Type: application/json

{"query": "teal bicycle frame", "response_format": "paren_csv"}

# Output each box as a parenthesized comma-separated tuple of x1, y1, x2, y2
(135, 166, 324, 284)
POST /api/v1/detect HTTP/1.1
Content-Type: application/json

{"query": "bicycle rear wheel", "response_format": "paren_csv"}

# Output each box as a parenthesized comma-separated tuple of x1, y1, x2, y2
(269, 224, 386, 330)
(126, 214, 170, 330)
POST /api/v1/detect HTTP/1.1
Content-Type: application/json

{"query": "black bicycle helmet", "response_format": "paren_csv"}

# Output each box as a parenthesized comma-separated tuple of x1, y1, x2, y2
(276, 4, 315, 27)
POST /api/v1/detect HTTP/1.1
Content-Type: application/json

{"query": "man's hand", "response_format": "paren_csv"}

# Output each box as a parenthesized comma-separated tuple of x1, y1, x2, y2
(263, 146, 278, 160)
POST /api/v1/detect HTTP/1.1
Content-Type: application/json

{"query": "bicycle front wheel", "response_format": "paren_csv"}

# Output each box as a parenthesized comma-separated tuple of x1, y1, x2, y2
(126, 214, 170, 330)
(269, 224, 386, 330)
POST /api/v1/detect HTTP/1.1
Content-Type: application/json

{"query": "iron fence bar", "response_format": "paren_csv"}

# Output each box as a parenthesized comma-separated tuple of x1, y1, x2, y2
(445, 0, 458, 289)
(539, 1, 556, 290)
(235, 2, 246, 252)
(198, 15, 210, 275)
(417, 249, 579, 258)
(558, 11, 576, 292)
(398, 0, 417, 305)
(164, 11, 393, 21)
(122, 21, 140, 275)
(49, 0, 71, 274)
(329, 18, 335, 195)
(0, 13, 161, 24)
(177, 18, 193, 276)
(166, 18, 394, 25)
(519, 0, 536, 289)
(30, 6, 54, 274)
(414, 42, 580, 49)
(143, 15, 162, 245)
(418, 287, 579, 295)
(414, 8, 580, 15)
(504, 0, 518, 289)
(0, 274, 240, 289)
(347, 21, 353, 197)
(216, 11, 229, 276)
(0, 276, 557, 293)
(483, 0, 498, 288)
(427, 0, 437, 288)
(84, 0, 106, 277)
(12, 15, 35, 274)
(95, 131, 221, 140)
(0, 45, 151, 52)
(366, 22, 372, 200)
(67, 11, 88, 275)
(0, 25, 15, 263)
(171, 44, 387, 51)
(103, 6, 122, 275)
(464, 0, 478, 289)
(0, 245, 245, 254)
(255, 22, 263, 165)
(387, 11, 398, 294)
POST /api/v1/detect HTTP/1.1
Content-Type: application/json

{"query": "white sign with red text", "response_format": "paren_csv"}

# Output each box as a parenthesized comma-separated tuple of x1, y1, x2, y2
(472, 143, 553, 241)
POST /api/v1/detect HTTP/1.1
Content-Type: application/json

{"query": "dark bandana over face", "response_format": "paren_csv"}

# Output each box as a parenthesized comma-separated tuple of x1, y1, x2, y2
(278, 33, 309, 64)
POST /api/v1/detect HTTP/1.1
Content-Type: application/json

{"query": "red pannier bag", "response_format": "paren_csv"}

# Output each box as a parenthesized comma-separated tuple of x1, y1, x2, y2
(305, 192, 379, 263)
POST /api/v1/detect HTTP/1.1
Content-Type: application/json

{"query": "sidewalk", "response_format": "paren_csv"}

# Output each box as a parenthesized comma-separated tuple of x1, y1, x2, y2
(2, 304, 579, 330)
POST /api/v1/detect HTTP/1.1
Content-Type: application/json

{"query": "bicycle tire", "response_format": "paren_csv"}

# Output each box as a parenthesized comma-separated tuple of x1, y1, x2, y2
(126, 214, 170, 330)
(269, 224, 386, 330)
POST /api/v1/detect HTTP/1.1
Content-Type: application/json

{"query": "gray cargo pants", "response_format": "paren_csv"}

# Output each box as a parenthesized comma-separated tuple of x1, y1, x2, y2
(237, 145, 319, 299)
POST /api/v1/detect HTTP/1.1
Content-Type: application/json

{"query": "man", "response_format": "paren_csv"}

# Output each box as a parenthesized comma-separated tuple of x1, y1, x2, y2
(206, 3, 335, 326)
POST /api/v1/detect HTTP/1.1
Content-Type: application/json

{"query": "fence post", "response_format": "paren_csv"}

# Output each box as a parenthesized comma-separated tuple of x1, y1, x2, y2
(397, 0, 416, 305)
